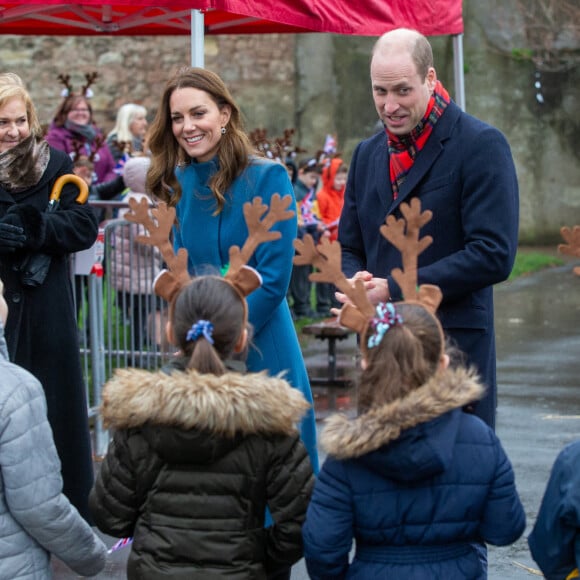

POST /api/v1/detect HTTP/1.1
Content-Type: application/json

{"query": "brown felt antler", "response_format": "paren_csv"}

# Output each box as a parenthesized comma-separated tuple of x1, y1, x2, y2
(293, 235, 375, 333)
(57, 74, 73, 96)
(293, 198, 443, 338)
(225, 193, 295, 295)
(249, 127, 306, 162)
(82, 72, 99, 97)
(124, 198, 190, 302)
(125, 193, 295, 302)
(558, 225, 580, 276)
(379, 197, 442, 313)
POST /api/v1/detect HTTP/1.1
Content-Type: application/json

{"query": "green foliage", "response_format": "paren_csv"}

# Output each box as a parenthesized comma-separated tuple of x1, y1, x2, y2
(511, 48, 534, 62)
(508, 251, 564, 280)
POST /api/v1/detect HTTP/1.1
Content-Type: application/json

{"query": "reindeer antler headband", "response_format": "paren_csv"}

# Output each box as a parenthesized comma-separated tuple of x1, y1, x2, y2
(124, 193, 295, 305)
(249, 127, 307, 163)
(558, 225, 580, 277)
(294, 197, 443, 353)
(58, 72, 98, 98)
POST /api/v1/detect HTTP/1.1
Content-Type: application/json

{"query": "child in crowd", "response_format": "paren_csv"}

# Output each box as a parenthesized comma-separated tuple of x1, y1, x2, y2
(288, 157, 327, 319)
(73, 154, 126, 222)
(316, 158, 347, 243)
(89, 199, 314, 578)
(528, 230, 580, 580)
(298, 199, 525, 579)
(528, 439, 580, 579)
(108, 156, 165, 359)
(0, 277, 107, 578)
(316, 157, 348, 312)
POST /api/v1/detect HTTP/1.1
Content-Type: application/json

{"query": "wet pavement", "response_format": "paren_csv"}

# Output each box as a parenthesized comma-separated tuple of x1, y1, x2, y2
(52, 261, 580, 579)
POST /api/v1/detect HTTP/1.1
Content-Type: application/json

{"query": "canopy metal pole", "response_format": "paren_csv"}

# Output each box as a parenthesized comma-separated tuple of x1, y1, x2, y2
(453, 33, 466, 111)
(191, 10, 205, 68)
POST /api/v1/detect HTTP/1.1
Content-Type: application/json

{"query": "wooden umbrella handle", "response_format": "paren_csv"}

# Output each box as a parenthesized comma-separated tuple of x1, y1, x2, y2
(49, 174, 89, 204)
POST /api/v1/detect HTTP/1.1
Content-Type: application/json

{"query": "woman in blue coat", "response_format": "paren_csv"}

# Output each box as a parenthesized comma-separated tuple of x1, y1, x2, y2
(145, 67, 318, 479)
(303, 301, 525, 579)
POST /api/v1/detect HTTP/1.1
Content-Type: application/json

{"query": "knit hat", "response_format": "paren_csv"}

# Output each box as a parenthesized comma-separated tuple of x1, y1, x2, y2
(123, 156, 150, 193)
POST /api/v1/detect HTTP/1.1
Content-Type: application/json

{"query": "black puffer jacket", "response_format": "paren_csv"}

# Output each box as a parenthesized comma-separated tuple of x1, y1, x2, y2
(89, 367, 315, 579)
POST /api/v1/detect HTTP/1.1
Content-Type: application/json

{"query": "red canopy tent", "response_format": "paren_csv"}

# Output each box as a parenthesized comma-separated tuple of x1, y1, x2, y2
(0, 1, 465, 107)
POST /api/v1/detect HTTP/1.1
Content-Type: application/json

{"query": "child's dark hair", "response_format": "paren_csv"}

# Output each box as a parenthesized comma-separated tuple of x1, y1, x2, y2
(171, 276, 247, 375)
(358, 302, 444, 412)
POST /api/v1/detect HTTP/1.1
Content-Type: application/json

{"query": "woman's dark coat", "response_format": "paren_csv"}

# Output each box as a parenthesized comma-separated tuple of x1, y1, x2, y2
(0, 147, 98, 521)
(302, 368, 526, 579)
(90, 367, 315, 579)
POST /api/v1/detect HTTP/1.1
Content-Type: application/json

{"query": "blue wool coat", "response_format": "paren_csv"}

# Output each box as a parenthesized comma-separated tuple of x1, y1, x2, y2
(528, 439, 580, 579)
(174, 157, 318, 472)
(338, 102, 520, 429)
(303, 367, 526, 579)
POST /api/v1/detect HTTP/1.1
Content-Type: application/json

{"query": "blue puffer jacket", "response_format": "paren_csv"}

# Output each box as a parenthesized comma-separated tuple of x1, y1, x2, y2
(303, 367, 526, 579)
(528, 439, 580, 579)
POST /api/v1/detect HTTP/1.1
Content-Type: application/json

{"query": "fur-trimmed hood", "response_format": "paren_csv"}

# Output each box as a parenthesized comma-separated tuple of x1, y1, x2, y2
(321, 367, 485, 462)
(101, 367, 310, 437)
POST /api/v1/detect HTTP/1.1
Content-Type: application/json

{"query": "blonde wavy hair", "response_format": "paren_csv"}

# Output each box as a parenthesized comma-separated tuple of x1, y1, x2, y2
(0, 73, 42, 138)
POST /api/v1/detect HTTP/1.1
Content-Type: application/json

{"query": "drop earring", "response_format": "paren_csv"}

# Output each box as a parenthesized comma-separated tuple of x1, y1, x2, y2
(221, 127, 226, 135)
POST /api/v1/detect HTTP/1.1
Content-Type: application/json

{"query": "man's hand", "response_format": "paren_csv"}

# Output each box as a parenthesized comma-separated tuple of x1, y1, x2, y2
(334, 271, 389, 308)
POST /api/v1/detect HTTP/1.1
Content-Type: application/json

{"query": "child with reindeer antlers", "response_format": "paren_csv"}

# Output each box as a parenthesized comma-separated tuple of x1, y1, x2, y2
(526, 226, 580, 580)
(146, 68, 319, 492)
(300, 199, 525, 579)
(89, 195, 314, 579)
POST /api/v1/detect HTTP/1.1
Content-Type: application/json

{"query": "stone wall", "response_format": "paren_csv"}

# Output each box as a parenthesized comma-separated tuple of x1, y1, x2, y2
(1, 33, 297, 135)
(1, 0, 579, 241)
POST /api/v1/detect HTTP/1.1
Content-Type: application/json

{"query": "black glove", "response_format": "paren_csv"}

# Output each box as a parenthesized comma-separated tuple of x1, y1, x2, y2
(0, 222, 26, 253)
(1, 204, 45, 251)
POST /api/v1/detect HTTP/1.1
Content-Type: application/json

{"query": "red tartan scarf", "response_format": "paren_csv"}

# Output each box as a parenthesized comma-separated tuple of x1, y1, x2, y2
(387, 81, 450, 200)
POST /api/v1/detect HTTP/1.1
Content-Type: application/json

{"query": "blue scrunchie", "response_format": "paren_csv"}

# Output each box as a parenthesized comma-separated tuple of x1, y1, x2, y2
(367, 302, 403, 349)
(186, 320, 214, 344)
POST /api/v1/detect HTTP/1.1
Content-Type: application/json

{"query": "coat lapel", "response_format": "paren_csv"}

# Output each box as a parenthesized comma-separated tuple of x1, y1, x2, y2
(371, 133, 392, 217)
(387, 102, 460, 215)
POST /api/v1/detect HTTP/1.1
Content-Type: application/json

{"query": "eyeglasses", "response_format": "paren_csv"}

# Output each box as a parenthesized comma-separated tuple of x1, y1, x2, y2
(70, 108, 90, 113)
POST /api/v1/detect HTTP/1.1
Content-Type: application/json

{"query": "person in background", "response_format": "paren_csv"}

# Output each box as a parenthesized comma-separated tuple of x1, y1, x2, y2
(0, 72, 98, 521)
(316, 157, 348, 314)
(284, 155, 298, 185)
(108, 156, 165, 359)
(303, 299, 525, 579)
(73, 154, 127, 223)
(528, 439, 580, 579)
(106, 102, 148, 163)
(46, 73, 117, 185)
(288, 157, 326, 319)
(337, 28, 519, 429)
(0, 276, 107, 578)
(90, 273, 314, 579)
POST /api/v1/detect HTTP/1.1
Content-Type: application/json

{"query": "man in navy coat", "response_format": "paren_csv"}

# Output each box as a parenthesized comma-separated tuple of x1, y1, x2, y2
(338, 28, 519, 429)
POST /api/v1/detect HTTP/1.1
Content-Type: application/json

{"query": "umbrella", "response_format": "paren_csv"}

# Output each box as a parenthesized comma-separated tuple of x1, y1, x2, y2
(20, 174, 89, 287)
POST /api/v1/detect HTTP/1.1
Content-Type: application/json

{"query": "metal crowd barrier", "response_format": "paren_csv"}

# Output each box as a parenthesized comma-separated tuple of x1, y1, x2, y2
(73, 200, 172, 456)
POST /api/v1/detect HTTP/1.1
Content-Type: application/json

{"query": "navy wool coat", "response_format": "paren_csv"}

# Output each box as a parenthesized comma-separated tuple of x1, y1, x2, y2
(338, 101, 520, 428)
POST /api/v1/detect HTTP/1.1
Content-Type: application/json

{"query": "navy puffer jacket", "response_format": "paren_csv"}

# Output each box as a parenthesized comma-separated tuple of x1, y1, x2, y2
(303, 367, 526, 579)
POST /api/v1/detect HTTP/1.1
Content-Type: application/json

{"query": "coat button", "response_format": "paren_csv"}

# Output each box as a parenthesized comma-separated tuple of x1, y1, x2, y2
(11, 293, 21, 303)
